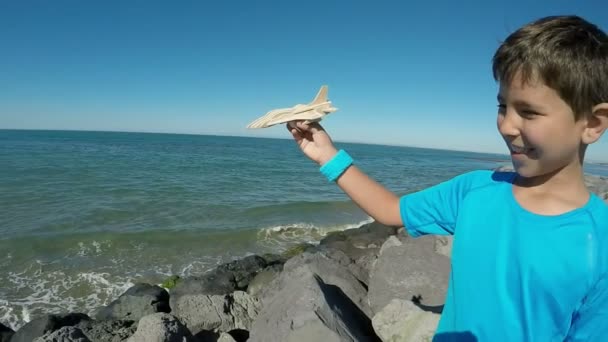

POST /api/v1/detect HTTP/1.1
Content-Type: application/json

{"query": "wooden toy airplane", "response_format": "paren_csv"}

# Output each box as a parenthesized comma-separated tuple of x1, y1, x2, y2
(246, 85, 338, 129)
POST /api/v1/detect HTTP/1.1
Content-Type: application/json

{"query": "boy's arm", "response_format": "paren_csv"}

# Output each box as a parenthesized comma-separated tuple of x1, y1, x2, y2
(287, 121, 403, 227)
(334, 164, 402, 227)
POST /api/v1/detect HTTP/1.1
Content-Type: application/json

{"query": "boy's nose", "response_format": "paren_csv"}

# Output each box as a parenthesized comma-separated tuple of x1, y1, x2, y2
(497, 110, 520, 138)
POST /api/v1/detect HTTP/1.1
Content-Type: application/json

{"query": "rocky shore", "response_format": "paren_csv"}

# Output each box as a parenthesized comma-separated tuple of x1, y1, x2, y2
(1, 171, 606, 342)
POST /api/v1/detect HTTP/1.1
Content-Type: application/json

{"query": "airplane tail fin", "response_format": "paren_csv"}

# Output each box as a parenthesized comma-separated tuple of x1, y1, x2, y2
(311, 85, 328, 104)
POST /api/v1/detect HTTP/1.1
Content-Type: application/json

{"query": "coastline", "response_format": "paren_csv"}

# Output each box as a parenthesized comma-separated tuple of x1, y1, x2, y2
(2, 170, 606, 341)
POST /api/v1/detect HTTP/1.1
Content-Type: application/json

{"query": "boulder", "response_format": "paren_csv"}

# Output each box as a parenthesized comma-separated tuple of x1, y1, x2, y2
(247, 264, 283, 297)
(260, 253, 286, 265)
(259, 251, 372, 318)
(11, 313, 91, 342)
(217, 332, 237, 342)
(585, 174, 608, 203)
(33, 326, 91, 342)
(95, 283, 170, 321)
(126, 313, 192, 342)
(215, 255, 269, 289)
(171, 291, 260, 335)
(434, 235, 453, 258)
(368, 236, 450, 314)
(372, 299, 440, 342)
(171, 268, 238, 300)
(310, 246, 370, 290)
(249, 267, 379, 342)
(170, 255, 270, 310)
(0, 322, 13, 342)
(320, 221, 398, 249)
(318, 222, 400, 285)
(75, 319, 137, 342)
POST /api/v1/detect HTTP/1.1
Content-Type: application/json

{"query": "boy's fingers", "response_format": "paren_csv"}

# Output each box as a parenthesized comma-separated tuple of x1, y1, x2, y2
(286, 123, 303, 137)
(296, 121, 323, 134)
(307, 122, 323, 134)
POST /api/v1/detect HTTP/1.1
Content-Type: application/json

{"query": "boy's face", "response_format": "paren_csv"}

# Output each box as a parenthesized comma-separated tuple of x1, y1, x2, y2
(496, 73, 587, 178)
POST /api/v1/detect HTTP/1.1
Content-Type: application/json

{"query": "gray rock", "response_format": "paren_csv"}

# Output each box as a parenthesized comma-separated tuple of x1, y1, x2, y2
(11, 313, 91, 342)
(309, 246, 371, 289)
(215, 255, 269, 289)
(585, 174, 608, 203)
(247, 264, 283, 297)
(379, 236, 402, 255)
(320, 221, 398, 248)
(95, 283, 170, 321)
(249, 267, 379, 342)
(368, 236, 450, 314)
(172, 291, 260, 335)
(217, 332, 237, 342)
(0, 322, 13, 342)
(33, 326, 91, 342)
(260, 253, 286, 265)
(434, 235, 453, 258)
(318, 222, 400, 285)
(75, 319, 136, 342)
(260, 251, 372, 318)
(171, 268, 238, 300)
(372, 299, 440, 342)
(170, 256, 269, 311)
(126, 313, 192, 342)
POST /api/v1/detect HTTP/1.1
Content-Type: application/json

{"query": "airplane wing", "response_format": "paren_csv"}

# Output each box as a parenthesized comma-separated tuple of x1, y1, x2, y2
(265, 108, 326, 127)
(246, 107, 295, 128)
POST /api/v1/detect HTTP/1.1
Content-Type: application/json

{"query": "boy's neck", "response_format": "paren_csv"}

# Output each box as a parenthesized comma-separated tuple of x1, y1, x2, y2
(515, 161, 587, 193)
(513, 160, 590, 214)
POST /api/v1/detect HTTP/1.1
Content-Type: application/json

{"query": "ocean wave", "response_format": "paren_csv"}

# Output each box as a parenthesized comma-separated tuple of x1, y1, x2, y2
(256, 217, 374, 250)
(0, 263, 134, 331)
(242, 199, 359, 218)
(0, 217, 375, 330)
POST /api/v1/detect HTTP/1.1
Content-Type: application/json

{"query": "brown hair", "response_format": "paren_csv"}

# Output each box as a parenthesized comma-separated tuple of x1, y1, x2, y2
(492, 15, 608, 120)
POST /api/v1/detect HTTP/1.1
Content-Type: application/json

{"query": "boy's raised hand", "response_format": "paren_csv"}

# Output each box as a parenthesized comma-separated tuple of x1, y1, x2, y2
(286, 121, 338, 165)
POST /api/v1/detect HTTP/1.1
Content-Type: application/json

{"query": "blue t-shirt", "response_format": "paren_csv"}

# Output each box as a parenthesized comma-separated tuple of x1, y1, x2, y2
(399, 170, 608, 341)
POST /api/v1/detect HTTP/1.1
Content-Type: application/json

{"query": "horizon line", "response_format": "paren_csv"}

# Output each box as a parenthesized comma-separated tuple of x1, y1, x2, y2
(2, 127, 606, 164)
(0, 127, 512, 157)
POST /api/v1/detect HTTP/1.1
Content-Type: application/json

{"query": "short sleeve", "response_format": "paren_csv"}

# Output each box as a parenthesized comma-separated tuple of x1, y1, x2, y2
(566, 274, 608, 341)
(400, 171, 483, 237)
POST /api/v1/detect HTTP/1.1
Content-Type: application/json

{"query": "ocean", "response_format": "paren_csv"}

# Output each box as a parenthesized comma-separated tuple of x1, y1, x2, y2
(1, 129, 606, 330)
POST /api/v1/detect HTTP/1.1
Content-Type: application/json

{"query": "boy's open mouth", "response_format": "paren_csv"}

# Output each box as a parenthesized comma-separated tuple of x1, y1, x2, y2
(510, 145, 534, 155)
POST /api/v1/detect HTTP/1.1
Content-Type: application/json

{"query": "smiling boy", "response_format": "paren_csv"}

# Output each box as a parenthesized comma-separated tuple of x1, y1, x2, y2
(286, 15, 608, 341)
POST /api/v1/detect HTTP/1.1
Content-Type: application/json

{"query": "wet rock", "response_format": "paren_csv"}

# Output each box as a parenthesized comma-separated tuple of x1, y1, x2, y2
(33, 326, 91, 342)
(75, 319, 136, 342)
(126, 313, 192, 342)
(95, 283, 170, 321)
(11, 313, 91, 342)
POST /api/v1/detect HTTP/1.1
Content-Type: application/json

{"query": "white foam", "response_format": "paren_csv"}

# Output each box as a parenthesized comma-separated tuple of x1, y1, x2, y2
(76, 240, 110, 257)
(179, 256, 223, 277)
(0, 267, 135, 331)
(256, 217, 374, 251)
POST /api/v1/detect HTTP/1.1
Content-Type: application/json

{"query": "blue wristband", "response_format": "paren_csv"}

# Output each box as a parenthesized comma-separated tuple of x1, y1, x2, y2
(319, 149, 353, 182)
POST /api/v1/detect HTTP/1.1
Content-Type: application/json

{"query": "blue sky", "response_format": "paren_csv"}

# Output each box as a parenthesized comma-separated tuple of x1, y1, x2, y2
(1, 0, 607, 161)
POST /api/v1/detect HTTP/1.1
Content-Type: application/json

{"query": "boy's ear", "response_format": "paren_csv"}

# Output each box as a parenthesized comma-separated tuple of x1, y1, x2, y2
(582, 103, 608, 144)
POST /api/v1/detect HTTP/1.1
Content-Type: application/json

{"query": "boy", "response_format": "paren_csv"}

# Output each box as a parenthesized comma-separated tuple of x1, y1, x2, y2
(286, 16, 608, 341)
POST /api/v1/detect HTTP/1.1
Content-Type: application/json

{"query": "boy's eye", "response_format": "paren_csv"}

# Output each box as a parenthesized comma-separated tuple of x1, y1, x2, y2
(520, 109, 538, 117)
(497, 104, 506, 114)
